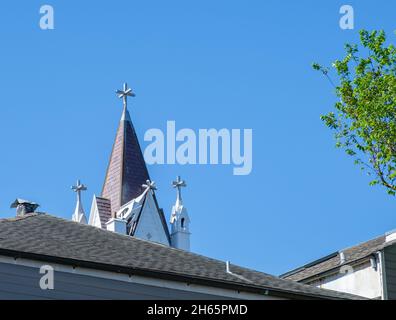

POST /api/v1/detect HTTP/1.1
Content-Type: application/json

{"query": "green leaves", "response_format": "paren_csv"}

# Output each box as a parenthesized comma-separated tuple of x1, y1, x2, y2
(346, 149, 356, 156)
(320, 112, 338, 129)
(369, 180, 379, 186)
(312, 63, 321, 71)
(314, 29, 396, 195)
(312, 62, 329, 75)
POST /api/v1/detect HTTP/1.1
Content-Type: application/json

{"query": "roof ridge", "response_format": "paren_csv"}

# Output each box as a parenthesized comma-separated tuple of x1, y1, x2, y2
(281, 233, 388, 281)
(0, 213, 39, 223)
(9, 214, 231, 264)
(284, 234, 386, 274)
(341, 234, 385, 253)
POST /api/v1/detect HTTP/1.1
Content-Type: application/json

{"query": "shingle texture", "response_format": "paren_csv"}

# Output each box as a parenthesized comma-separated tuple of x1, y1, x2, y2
(95, 197, 112, 227)
(0, 213, 364, 300)
(282, 236, 387, 282)
(101, 108, 150, 213)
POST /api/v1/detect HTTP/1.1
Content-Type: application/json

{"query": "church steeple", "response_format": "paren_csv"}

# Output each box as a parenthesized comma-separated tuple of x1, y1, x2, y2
(101, 83, 150, 214)
(71, 180, 87, 224)
(170, 176, 191, 251)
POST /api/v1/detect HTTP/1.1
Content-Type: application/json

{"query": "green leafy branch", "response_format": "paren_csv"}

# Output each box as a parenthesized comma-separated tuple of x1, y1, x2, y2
(314, 30, 396, 195)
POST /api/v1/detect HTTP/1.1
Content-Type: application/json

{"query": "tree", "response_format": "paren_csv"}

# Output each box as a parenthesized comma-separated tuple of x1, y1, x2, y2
(313, 30, 396, 195)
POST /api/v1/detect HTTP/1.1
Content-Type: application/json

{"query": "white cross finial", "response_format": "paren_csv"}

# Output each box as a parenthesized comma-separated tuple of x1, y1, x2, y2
(116, 82, 135, 109)
(71, 179, 87, 197)
(172, 176, 186, 203)
(142, 179, 157, 191)
(71, 179, 87, 224)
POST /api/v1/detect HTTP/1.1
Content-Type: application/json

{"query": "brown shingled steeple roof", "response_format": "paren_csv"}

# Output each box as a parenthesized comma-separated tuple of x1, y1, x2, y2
(101, 103, 150, 214)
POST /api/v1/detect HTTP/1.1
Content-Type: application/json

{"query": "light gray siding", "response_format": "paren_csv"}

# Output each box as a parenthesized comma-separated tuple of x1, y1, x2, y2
(0, 262, 233, 300)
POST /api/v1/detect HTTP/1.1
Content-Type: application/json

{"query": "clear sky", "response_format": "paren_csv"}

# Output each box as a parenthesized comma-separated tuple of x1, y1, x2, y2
(0, 0, 395, 276)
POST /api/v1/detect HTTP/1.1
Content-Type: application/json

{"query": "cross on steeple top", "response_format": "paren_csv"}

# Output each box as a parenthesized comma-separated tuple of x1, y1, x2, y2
(116, 83, 135, 109)
(72, 179, 87, 195)
(142, 179, 157, 191)
(172, 176, 186, 203)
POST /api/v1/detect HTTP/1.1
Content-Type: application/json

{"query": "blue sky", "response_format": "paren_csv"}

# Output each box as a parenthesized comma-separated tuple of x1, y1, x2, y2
(0, 0, 395, 276)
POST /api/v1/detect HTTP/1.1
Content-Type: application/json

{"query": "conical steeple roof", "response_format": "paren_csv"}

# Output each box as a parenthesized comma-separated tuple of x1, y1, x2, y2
(101, 84, 150, 214)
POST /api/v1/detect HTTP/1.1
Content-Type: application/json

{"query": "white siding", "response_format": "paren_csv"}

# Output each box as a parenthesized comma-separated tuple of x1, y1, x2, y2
(311, 261, 382, 299)
(134, 192, 169, 245)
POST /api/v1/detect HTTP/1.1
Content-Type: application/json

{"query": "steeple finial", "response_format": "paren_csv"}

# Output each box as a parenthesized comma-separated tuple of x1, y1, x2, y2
(71, 179, 87, 224)
(116, 82, 135, 110)
(142, 179, 157, 191)
(172, 176, 186, 205)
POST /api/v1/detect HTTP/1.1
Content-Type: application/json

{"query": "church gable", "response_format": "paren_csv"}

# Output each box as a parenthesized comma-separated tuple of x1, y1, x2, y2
(133, 190, 170, 246)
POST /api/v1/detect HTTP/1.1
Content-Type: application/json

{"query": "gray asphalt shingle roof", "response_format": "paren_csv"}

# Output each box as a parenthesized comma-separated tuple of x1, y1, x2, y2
(0, 213, 364, 300)
(281, 235, 387, 282)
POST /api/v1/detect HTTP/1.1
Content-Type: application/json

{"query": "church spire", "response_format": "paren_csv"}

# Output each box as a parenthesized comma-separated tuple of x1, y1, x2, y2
(170, 176, 191, 251)
(172, 176, 186, 207)
(71, 180, 87, 224)
(101, 83, 150, 214)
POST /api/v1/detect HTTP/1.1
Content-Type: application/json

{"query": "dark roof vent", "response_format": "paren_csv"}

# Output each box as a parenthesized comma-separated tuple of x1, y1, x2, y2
(10, 199, 39, 217)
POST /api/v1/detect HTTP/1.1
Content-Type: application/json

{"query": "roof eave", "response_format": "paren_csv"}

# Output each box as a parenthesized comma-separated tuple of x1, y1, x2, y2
(0, 247, 354, 300)
(289, 253, 381, 283)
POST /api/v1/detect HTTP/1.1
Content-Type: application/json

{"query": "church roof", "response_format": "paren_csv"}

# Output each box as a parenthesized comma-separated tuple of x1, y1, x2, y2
(281, 235, 388, 282)
(0, 213, 364, 300)
(101, 105, 150, 214)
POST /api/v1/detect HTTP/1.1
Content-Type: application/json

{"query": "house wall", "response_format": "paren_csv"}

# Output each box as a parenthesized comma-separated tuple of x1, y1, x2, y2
(0, 255, 276, 300)
(383, 244, 396, 299)
(308, 260, 382, 299)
